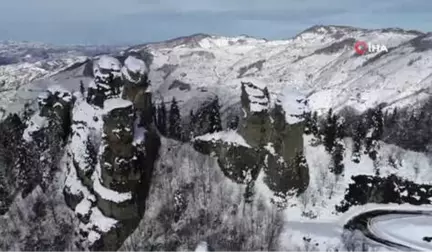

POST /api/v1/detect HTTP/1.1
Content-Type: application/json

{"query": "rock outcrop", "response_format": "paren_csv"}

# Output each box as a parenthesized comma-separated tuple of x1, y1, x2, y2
(87, 56, 123, 107)
(60, 55, 160, 250)
(121, 56, 152, 127)
(239, 80, 310, 194)
(193, 79, 310, 207)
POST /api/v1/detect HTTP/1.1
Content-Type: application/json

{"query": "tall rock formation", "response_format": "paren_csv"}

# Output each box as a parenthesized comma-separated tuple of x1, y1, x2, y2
(193, 79, 310, 208)
(87, 56, 123, 107)
(121, 56, 152, 127)
(62, 55, 160, 250)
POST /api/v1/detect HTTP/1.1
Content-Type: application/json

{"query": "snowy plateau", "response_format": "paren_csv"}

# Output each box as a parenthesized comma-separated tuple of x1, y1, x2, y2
(0, 25, 432, 251)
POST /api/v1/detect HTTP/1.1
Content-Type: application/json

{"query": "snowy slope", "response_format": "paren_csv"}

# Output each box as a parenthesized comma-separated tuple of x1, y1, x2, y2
(136, 26, 429, 115)
(0, 42, 124, 119)
(2, 25, 431, 119)
(3, 25, 432, 250)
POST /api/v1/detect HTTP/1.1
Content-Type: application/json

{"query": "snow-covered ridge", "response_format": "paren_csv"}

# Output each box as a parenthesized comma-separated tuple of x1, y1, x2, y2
(0, 26, 429, 129)
(2, 24, 432, 121)
(136, 25, 431, 115)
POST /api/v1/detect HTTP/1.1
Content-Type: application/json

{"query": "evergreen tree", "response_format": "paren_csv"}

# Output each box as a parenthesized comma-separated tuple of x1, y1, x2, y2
(79, 80, 85, 96)
(23, 102, 34, 122)
(244, 181, 255, 204)
(365, 108, 384, 161)
(295, 151, 309, 185)
(157, 102, 167, 135)
(323, 109, 337, 152)
(208, 96, 222, 133)
(311, 111, 319, 136)
(303, 111, 312, 134)
(352, 120, 365, 163)
(227, 115, 239, 130)
(151, 104, 157, 125)
(331, 143, 345, 174)
(168, 97, 181, 139)
(373, 108, 384, 140)
(189, 110, 195, 122)
(295, 152, 309, 170)
(336, 116, 345, 139)
(0, 167, 10, 215)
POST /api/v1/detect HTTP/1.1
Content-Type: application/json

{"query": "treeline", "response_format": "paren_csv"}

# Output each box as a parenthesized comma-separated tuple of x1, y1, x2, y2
(303, 96, 432, 175)
(153, 96, 236, 141)
(302, 106, 384, 175)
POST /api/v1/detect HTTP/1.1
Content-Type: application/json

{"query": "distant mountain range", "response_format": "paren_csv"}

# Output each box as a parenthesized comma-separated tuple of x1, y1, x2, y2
(2, 25, 432, 119)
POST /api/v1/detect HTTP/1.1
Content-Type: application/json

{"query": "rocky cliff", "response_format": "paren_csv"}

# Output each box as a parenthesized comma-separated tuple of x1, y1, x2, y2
(63, 55, 159, 250)
(0, 55, 161, 250)
(193, 79, 310, 207)
(3, 27, 432, 251)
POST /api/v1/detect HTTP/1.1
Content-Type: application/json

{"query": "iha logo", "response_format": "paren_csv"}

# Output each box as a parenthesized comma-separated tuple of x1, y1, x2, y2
(354, 41, 388, 55)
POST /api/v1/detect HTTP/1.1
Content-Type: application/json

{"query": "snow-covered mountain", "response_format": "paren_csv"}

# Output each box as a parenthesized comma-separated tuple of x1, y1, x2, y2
(0, 41, 124, 118)
(2, 25, 432, 251)
(2, 25, 432, 117)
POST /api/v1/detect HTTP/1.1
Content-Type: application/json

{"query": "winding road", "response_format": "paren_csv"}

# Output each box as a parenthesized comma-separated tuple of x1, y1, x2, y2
(345, 210, 432, 251)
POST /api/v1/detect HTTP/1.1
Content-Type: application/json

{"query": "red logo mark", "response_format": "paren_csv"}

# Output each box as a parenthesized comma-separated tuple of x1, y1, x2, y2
(354, 41, 368, 55)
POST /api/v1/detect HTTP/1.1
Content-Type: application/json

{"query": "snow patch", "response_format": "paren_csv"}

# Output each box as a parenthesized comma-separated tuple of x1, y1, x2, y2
(47, 84, 71, 96)
(194, 130, 251, 148)
(277, 87, 309, 124)
(23, 113, 47, 142)
(241, 79, 270, 112)
(240, 77, 268, 89)
(194, 241, 209, 252)
(92, 165, 132, 203)
(75, 198, 92, 216)
(80, 207, 118, 244)
(96, 55, 121, 71)
(70, 100, 103, 172)
(124, 56, 147, 75)
(88, 207, 117, 232)
(103, 98, 133, 113)
(132, 118, 146, 146)
(264, 142, 276, 155)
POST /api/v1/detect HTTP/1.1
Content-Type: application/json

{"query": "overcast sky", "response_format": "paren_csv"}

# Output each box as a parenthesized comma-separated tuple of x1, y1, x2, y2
(1, 0, 431, 45)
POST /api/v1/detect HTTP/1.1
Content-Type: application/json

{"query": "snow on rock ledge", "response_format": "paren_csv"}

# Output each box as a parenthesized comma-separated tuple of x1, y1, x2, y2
(22, 113, 47, 142)
(241, 78, 270, 113)
(132, 118, 146, 146)
(92, 171, 133, 203)
(121, 55, 148, 84)
(194, 130, 251, 148)
(124, 56, 148, 75)
(92, 144, 133, 203)
(276, 87, 309, 124)
(81, 207, 118, 244)
(96, 55, 121, 71)
(103, 98, 133, 113)
(195, 241, 209, 252)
